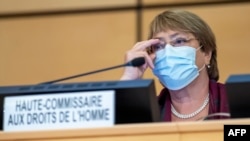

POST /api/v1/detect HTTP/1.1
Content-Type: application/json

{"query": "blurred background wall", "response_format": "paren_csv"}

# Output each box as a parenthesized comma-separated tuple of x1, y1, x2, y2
(0, 0, 250, 94)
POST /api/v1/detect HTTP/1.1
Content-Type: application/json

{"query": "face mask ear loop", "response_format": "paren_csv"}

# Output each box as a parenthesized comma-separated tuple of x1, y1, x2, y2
(198, 64, 206, 72)
(196, 45, 203, 51)
(196, 45, 205, 73)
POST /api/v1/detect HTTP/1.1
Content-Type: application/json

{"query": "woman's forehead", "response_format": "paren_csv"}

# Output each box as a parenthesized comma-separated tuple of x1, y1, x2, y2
(153, 30, 193, 39)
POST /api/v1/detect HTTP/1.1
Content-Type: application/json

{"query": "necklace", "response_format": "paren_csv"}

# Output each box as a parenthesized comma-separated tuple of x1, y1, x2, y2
(171, 94, 209, 119)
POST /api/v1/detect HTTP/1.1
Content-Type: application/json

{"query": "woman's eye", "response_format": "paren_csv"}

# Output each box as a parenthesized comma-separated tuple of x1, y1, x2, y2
(153, 44, 165, 51)
(173, 38, 188, 46)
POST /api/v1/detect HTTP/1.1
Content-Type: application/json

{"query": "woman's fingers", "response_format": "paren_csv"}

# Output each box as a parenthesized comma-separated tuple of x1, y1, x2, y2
(121, 39, 159, 80)
(124, 51, 154, 73)
(132, 39, 160, 52)
(130, 39, 159, 68)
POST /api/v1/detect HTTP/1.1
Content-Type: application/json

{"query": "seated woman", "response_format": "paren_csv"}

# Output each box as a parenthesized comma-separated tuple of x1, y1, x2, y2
(120, 9, 230, 122)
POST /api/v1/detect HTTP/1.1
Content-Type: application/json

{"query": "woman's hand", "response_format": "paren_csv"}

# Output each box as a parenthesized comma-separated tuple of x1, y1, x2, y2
(120, 39, 159, 80)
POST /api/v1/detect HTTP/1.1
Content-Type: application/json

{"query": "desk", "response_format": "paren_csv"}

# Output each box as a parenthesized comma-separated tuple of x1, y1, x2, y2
(0, 118, 249, 141)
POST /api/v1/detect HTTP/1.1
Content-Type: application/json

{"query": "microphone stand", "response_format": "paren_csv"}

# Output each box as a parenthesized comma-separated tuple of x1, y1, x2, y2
(38, 57, 145, 85)
(38, 64, 126, 85)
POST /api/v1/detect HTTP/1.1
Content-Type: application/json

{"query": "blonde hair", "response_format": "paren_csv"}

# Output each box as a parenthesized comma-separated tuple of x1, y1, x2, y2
(148, 9, 219, 81)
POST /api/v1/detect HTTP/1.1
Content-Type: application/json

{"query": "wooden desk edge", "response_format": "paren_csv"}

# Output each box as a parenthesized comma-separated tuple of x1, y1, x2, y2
(0, 118, 249, 140)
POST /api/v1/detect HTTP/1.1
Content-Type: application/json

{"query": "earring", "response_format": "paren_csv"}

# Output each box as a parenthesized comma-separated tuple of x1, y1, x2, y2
(207, 64, 211, 68)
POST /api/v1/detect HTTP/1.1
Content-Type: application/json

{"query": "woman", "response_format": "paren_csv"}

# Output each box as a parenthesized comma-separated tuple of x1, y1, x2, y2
(120, 9, 230, 122)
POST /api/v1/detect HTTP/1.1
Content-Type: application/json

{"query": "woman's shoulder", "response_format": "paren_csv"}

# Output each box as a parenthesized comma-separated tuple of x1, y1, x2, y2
(209, 79, 226, 93)
(209, 79, 228, 101)
(209, 79, 230, 113)
(157, 88, 169, 106)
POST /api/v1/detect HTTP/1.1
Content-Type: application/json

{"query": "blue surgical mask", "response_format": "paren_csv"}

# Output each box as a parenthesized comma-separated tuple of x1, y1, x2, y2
(152, 44, 204, 90)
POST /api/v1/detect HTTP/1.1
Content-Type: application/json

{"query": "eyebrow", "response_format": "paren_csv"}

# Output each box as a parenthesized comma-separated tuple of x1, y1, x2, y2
(153, 32, 182, 41)
(169, 33, 180, 39)
(153, 37, 165, 42)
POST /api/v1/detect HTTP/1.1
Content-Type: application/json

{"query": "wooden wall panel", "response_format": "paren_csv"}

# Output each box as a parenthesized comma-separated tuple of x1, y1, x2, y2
(142, 3, 250, 93)
(0, 11, 136, 86)
(0, 0, 137, 14)
(142, 0, 230, 5)
(1, 0, 250, 95)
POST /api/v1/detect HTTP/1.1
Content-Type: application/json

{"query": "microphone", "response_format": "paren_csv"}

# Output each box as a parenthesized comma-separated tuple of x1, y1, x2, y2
(38, 57, 145, 85)
(124, 57, 145, 67)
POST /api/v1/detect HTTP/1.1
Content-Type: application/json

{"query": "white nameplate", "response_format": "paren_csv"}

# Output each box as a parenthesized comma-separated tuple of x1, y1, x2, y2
(3, 90, 115, 132)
